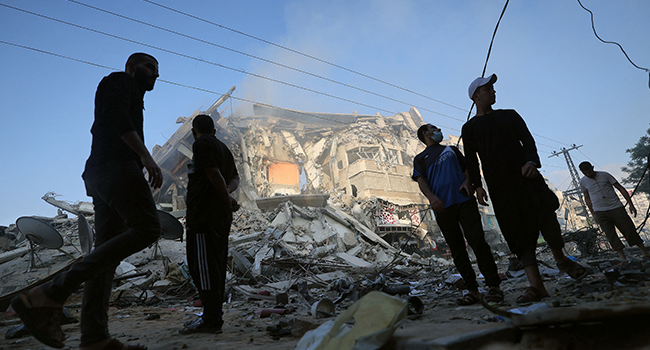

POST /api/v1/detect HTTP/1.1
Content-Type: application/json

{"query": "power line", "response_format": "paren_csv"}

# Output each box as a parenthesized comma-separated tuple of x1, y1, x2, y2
(0, 40, 352, 125)
(576, 148, 602, 170)
(66, 0, 466, 124)
(141, 0, 469, 113)
(0, 3, 400, 118)
(576, 0, 650, 89)
(0, 3, 576, 145)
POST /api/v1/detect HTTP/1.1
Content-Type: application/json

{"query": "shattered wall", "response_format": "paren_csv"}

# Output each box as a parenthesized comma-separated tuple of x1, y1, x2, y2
(151, 98, 429, 212)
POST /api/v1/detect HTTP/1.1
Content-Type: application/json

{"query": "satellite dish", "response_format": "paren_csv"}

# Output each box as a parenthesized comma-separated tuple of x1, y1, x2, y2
(151, 210, 184, 260)
(78, 215, 94, 254)
(158, 210, 183, 240)
(16, 216, 64, 249)
(16, 216, 64, 270)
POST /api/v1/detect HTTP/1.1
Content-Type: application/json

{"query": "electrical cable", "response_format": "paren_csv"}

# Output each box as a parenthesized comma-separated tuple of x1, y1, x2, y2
(463, 0, 510, 123)
(1, 2, 575, 144)
(0, 39, 355, 125)
(576, 0, 650, 89)
(0, 3, 402, 120)
(456, 0, 509, 149)
(576, 149, 602, 171)
(142, 0, 469, 112)
(66, 0, 465, 125)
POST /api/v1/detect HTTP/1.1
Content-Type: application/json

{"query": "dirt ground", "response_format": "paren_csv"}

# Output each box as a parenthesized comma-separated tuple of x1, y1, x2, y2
(0, 272, 630, 350)
(0, 289, 512, 350)
(4, 239, 650, 349)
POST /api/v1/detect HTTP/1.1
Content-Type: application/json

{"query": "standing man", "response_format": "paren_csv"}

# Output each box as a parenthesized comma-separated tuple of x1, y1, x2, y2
(11, 53, 163, 349)
(180, 114, 240, 334)
(579, 161, 650, 260)
(413, 124, 503, 305)
(462, 74, 586, 304)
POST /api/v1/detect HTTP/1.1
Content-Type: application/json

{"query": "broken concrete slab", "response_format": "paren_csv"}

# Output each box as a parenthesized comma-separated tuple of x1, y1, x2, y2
(335, 252, 372, 268)
(257, 194, 329, 212)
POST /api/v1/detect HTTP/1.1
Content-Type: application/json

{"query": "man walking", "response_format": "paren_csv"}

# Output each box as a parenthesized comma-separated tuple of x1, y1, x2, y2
(180, 114, 240, 334)
(413, 124, 503, 305)
(579, 161, 649, 260)
(11, 52, 162, 350)
(462, 74, 586, 304)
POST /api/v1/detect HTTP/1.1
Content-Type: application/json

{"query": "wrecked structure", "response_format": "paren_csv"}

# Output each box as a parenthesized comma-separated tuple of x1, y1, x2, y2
(151, 99, 429, 209)
(148, 93, 515, 256)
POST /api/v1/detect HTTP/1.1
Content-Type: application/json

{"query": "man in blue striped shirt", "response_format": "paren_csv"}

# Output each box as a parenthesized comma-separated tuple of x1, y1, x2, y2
(413, 124, 503, 305)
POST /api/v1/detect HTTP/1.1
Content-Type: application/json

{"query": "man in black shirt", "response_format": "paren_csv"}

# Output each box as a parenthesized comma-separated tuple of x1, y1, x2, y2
(11, 53, 162, 350)
(462, 74, 586, 304)
(180, 114, 240, 334)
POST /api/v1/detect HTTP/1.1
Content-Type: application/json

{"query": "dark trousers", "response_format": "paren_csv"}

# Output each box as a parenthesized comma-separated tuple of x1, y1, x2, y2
(42, 159, 161, 346)
(186, 218, 231, 325)
(491, 192, 539, 267)
(435, 199, 501, 290)
(595, 206, 643, 251)
(539, 212, 565, 251)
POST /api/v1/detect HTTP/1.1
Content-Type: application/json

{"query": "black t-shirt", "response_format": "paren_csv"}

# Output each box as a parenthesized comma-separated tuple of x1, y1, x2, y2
(84, 72, 145, 173)
(186, 135, 239, 225)
(461, 109, 540, 194)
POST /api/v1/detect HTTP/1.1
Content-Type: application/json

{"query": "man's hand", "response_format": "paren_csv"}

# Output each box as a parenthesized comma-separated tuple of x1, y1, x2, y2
(428, 195, 445, 213)
(229, 195, 240, 212)
(476, 187, 489, 206)
(629, 203, 637, 217)
(142, 154, 163, 189)
(521, 162, 539, 178)
(459, 180, 474, 197)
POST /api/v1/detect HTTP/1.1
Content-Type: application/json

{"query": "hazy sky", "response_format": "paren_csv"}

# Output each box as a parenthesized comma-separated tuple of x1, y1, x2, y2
(1, 0, 649, 226)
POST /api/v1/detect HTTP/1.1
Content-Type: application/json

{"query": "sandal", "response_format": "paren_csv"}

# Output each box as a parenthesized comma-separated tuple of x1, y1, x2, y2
(557, 259, 589, 280)
(516, 286, 549, 305)
(10, 294, 65, 349)
(484, 287, 504, 303)
(455, 292, 480, 306)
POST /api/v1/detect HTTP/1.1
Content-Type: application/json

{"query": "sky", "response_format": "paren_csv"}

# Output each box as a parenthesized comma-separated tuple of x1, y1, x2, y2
(1, 0, 649, 227)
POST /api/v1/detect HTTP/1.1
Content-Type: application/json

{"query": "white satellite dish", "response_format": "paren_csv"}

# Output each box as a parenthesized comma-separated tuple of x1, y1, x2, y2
(78, 214, 94, 254)
(16, 216, 64, 270)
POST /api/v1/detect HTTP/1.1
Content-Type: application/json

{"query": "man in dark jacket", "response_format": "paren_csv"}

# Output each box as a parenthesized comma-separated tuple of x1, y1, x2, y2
(11, 53, 162, 350)
(462, 74, 586, 304)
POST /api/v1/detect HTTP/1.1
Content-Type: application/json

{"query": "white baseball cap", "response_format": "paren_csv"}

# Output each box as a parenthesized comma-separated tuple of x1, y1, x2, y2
(468, 73, 497, 99)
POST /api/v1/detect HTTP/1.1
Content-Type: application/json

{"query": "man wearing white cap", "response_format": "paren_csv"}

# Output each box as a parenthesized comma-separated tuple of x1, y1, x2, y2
(462, 74, 587, 304)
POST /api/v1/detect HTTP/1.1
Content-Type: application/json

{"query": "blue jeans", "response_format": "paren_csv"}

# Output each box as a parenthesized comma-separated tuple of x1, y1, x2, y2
(42, 159, 161, 346)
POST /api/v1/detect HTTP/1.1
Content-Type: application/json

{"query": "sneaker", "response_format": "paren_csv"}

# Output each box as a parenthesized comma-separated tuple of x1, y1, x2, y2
(179, 318, 222, 335)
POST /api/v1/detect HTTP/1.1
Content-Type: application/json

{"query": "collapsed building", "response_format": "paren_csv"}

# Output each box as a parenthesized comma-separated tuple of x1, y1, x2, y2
(148, 91, 514, 257)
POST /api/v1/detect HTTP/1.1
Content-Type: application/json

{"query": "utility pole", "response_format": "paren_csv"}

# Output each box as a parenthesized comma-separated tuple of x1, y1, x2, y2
(549, 144, 593, 228)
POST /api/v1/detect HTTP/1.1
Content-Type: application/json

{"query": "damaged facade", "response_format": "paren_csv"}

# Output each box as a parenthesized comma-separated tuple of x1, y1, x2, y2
(149, 94, 514, 255)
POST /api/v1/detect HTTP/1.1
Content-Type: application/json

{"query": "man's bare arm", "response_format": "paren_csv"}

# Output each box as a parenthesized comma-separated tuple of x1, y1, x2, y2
(613, 182, 637, 217)
(121, 131, 162, 188)
(416, 177, 445, 212)
(227, 174, 240, 194)
(583, 191, 598, 224)
(205, 167, 231, 211)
